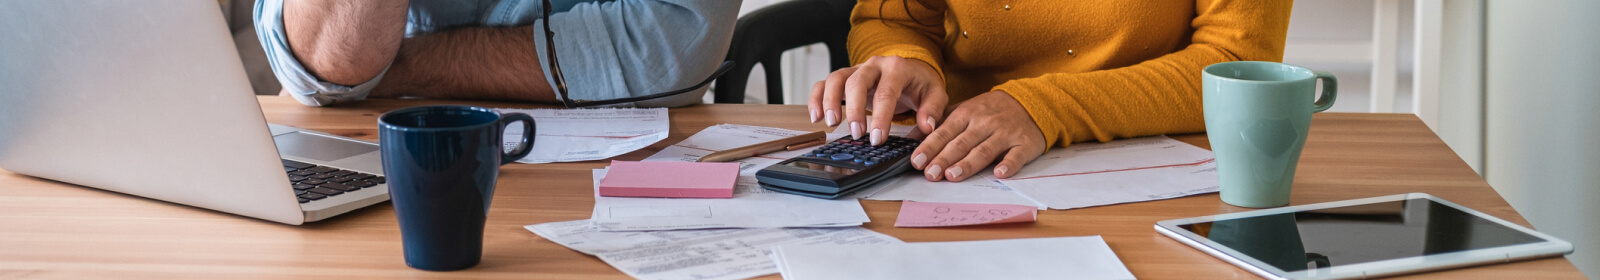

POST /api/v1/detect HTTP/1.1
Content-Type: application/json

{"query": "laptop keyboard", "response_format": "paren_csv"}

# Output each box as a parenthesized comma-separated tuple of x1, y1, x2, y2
(282, 159, 385, 204)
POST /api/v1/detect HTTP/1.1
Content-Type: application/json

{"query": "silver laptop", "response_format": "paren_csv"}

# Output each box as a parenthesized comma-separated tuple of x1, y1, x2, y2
(0, 0, 388, 225)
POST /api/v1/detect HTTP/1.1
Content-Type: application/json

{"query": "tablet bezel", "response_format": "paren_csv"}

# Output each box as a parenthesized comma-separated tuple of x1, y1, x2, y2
(1154, 193, 1573, 279)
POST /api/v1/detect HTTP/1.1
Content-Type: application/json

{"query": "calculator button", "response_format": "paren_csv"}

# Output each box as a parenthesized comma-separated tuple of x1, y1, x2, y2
(864, 160, 878, 166)
(853, 157, 866, 163)
(829, 153, 855, 161)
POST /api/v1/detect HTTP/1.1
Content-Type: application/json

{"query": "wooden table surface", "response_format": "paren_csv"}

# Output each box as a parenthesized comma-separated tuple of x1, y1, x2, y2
(0, 96, 1581, 279)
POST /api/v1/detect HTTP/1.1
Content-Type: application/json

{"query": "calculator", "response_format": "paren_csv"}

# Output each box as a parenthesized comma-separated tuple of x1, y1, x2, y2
(756, 135, 920, 199)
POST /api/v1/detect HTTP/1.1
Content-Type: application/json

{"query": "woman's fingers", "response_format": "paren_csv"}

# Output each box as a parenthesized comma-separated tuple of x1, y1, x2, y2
(993, 144, 1046, 179)
(820, 67, 856, 127)
(807, 81, 825, 123)
(868, 65, 909, 145)
(910, 111, 968, 171)
(944, 138, 1010, 182)
(922, 117, 990, 181)
(843, 65, 882, 140)
(914, 85, 947, 136)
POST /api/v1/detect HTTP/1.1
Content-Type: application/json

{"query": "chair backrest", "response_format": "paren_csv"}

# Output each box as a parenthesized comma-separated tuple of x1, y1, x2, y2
(713, 0, 856, 104)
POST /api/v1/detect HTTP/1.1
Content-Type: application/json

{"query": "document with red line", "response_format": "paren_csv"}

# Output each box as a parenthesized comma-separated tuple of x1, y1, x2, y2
(992, 135, 1220, 210)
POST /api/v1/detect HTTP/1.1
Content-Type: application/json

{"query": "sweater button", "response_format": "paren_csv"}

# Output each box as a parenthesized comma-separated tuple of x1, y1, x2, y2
(1004, 5, 1011, 10)
(1067, 49, 1075, 55)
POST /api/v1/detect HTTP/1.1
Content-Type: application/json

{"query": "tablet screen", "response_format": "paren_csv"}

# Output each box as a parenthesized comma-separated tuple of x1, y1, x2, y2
(1177, 198, 1544, 272)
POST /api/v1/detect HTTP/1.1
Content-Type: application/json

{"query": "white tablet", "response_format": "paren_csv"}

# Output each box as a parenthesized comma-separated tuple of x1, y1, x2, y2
(1155, 193, 1572, 279)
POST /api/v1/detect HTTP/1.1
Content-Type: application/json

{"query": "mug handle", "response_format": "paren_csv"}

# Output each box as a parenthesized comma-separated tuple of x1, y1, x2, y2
(499, 113, 536, 165)
(1311, 71, 1338, 113)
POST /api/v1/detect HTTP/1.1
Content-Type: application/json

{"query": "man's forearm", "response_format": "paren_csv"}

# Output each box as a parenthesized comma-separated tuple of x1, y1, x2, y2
(368, 26, 558, 102)
(283, 0, 408, 85)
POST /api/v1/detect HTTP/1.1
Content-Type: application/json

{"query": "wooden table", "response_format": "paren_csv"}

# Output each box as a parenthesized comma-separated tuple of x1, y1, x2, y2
(0, 96, 1581, 279)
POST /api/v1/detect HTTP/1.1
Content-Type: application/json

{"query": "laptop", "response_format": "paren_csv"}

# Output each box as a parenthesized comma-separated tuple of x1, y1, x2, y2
(0, 0, 388, 225)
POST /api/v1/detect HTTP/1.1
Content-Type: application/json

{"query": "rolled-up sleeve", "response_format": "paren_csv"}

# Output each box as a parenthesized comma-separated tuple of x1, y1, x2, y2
(537, 0, 740, 107)
(253, 0, 390, 107)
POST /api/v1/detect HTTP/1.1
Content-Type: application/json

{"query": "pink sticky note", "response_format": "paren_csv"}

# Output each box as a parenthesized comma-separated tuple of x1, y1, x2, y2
(894, 201, 1037, 227)
(598, 160, 740, 198)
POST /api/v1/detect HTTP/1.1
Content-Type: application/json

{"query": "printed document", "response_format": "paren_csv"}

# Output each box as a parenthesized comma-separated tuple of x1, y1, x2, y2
(496, 107, 668, 164)
(995, 135, 1219, 210)
(527, 220, 903, 280)
(854, 171, 1046, 209)
(591, 170, 870, 231)
(770, 236, 1135, 280)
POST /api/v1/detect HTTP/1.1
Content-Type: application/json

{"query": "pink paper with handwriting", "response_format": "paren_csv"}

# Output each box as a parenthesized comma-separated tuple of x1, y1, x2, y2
(894, 201, 1037, 227)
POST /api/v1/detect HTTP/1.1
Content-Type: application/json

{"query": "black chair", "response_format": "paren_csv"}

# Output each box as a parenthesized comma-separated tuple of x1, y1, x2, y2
(713, 0, 856, 104)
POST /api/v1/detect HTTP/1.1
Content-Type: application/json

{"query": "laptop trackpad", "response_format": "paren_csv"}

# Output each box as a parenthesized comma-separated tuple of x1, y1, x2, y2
(273, 132, 378, 162)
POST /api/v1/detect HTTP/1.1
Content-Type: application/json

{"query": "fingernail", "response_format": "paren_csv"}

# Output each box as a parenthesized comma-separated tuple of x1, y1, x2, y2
(911, 153, 927, 168)
(946, 166, 964, 180)
(926, 116, 938, 130)
(926, 165, 942, 180)
(850, 122, 864, 140)
(995, 165, 1009, 177)
(870, 128, 885, 145)
(810, 109, 820, 123)
(826, 110, 839, 126)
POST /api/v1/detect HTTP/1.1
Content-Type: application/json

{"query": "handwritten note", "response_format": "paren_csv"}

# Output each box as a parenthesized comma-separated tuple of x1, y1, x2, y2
(894, 201, 1037, 227)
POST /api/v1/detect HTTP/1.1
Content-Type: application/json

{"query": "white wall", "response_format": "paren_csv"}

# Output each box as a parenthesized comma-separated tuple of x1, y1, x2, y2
(1485, 0, 1600, 277)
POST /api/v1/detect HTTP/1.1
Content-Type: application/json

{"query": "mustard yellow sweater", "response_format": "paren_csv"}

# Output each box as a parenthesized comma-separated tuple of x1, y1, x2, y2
(849, 0, 1292, 148)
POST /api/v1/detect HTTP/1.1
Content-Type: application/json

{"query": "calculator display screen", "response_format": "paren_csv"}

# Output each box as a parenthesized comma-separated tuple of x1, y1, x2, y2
(780, 161, 859, 175)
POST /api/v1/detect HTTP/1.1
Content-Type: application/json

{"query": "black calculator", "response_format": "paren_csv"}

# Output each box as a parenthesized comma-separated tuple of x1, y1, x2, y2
(756, 135, 920, 199)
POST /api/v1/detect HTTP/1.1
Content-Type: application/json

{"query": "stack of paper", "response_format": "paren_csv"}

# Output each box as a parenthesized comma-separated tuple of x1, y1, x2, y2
(527, 220, 903, 280)
(769, 236, 1135, 280)
(588, 124, 873, 231)
(598, 161, 739, 198)
(495, 107, 669, 164)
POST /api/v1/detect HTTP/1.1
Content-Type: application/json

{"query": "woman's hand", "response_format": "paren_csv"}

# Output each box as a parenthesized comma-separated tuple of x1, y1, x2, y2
(808, 55, 947, 145)
(911, 91, 1047, 182)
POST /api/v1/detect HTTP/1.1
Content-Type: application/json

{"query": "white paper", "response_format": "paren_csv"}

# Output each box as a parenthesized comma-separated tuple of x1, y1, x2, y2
(643, 124, 843, 173)
(496, 107, 669, 164)
(997, 136, 1220, 210)
(835, 124, 1046, 208)
(591, 170, 871, 231)
(526, 220, 903, 280)
(853, 171, 1047, 209)
(770, 236, 1135, 280)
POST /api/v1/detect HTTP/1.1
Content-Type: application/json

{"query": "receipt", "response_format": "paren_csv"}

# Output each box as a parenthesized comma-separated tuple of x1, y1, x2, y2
(496, 107, 669, 164)
(526, 220, 903, 280)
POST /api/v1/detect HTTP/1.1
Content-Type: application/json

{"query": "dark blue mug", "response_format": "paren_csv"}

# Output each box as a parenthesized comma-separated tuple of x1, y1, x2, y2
(377, 105, 535, 271)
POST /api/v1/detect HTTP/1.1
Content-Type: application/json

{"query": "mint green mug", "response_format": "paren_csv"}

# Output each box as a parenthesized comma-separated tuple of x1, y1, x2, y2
(1202, 61, 1336, 208)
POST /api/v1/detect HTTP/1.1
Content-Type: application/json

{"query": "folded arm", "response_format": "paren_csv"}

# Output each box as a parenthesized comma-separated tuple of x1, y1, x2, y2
(258, 0, 738, 106)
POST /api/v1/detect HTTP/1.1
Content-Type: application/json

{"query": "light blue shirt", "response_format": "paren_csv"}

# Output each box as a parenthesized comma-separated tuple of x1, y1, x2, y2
(254, 0, 739, 107)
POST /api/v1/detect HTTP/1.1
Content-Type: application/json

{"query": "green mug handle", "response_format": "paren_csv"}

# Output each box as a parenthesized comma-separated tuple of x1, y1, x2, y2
(1311, 71, 1338, 113)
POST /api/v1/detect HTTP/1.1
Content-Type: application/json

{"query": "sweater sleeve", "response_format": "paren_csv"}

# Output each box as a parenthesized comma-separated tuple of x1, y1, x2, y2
(992, 0, 1292, 149)
(847, 0, 948, 77)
